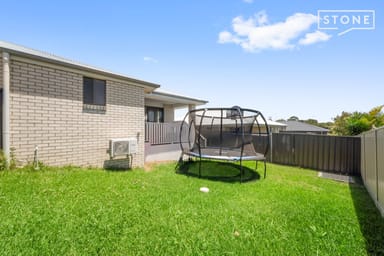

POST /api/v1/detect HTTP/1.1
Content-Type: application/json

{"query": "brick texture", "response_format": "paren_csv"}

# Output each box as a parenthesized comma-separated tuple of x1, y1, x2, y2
(0, 53, 3, 87)
(9, 57, 145, 168)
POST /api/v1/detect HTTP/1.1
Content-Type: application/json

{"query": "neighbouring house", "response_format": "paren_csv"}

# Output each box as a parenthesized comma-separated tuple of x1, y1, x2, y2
(0, 41, 206, 168)
(279, 120, 329, 135)
(263, 119, 287, 133)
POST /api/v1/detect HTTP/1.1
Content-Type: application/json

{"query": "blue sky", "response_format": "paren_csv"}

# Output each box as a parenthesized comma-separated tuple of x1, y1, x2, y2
(1, 0, 382, 122)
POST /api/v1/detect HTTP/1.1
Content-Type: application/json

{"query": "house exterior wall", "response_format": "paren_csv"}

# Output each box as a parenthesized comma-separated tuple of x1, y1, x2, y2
(0, 53, 3, 87)
(9, 56, 145, 168)
(163, 104, 174, 122)
(144, 99, 163, 108)
(144, 99, 176, 122)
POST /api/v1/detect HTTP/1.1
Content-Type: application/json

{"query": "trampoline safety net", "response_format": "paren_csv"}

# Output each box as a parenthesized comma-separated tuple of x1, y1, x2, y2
(178, 106, 270, 181)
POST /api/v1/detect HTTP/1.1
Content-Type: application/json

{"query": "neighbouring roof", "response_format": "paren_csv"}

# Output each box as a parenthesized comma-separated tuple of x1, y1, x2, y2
(145, 89, 208, 107)
(180, 109, 281, 127)
(281, 120, 329, 133)
(0, 40, 160, 92)
(267, 120, 287, 127)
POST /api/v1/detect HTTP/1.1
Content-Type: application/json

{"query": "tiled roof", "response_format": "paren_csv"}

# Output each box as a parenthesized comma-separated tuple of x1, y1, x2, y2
(282, 121, 329, 132)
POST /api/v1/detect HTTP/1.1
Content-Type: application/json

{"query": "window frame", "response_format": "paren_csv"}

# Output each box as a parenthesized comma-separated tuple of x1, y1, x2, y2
(145, 106, 164, 123)
(83, 77, 106, 106)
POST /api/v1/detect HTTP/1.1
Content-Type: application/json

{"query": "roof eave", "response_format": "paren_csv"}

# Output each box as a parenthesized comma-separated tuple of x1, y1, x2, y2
(0, 41, 160, 92)
(145, 91, 208, 106)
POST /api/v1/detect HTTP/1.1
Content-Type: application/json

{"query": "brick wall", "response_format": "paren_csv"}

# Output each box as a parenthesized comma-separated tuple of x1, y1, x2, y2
(9, 57, 145, 168)
(0, 52, 3, 87)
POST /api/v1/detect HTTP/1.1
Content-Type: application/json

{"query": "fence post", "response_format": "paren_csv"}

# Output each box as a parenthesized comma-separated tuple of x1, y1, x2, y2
(270, 133, 273, 162)
(360, 134, 364, 181)
(375, 130, 379, 203)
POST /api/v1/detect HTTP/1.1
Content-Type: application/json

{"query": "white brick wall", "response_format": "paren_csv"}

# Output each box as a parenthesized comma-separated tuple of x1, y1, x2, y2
(9, 57, 145, 168)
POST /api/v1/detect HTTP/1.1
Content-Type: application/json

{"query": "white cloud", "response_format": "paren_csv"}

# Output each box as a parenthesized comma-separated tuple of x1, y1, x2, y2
(218, 31, 241, 44)
(218, 11, 331, 52)
(243, 0, 254, 3)
(143, 56, 158, 63)
(299, 30, 331, 45)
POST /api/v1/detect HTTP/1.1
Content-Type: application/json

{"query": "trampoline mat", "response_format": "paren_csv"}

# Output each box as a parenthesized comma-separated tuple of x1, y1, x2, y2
(184, 145, 266, 162)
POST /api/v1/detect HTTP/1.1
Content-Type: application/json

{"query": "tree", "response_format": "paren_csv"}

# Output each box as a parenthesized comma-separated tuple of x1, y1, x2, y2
(303, 119, 319, 126)
(368, 105, 384, 127)
(318, 121, 333, 130)
(331, 111, 351, 135)
(331, 105, 384, 136)
(288, 116, 299, 121)
(346, 112, 371, 135)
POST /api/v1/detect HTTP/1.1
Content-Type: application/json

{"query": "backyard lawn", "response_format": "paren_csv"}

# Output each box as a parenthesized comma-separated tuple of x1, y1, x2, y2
(0, 162, 383, 255)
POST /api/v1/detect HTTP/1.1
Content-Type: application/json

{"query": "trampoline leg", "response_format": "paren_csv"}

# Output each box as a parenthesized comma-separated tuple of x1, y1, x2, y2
(198, 157, 202, 178)
(255, 160, 258, 171)
(240, 160, 243, 183)
(175, 155, 183, 170)
(264, 160, 267, 178)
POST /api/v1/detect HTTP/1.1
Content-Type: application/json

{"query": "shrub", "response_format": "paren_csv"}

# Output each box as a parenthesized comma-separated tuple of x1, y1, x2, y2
(0, 150, 7, 171)
(0, 148, 18, 171)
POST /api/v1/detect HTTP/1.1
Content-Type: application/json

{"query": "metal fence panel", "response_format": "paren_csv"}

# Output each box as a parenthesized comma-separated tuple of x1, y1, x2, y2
(270, 133, 360, 175)
(272, 133, 295, 165)
(377, 129, 384, 213)
(364, 131, 377, 199)
(360, 127, 384, 216)
(361, 135, 366, 181)
(328, 136, 335, 172)
(252, 134, 270, 159)
(294, 134, 304, 167)
(319, 136, 328, 171)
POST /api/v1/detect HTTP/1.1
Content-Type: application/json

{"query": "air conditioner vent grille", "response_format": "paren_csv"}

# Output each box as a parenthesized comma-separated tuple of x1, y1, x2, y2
(110, 138, 137, 158)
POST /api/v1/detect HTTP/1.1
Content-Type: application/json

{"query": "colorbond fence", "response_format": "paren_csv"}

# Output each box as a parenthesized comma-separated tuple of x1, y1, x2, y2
(269, 133, 361, 176)
(361, 127, 384, 216)
(145, 123, 362, 176)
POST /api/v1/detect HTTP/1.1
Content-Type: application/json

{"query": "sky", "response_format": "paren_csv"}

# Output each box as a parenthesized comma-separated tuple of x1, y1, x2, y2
(1, 0, 382, 122)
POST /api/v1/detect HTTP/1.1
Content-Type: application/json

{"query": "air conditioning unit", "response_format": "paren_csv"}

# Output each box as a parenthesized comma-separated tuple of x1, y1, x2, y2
(110, 138, 137, 158)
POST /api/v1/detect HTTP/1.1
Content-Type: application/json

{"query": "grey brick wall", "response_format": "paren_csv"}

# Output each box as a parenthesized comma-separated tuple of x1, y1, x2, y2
(9, 57, 145, 168)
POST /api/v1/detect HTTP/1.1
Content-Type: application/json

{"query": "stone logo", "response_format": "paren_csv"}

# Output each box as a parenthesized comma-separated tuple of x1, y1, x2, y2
(318, 10, 375, 36)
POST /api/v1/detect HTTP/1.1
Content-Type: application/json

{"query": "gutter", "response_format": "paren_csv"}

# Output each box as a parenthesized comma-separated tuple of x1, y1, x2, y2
(146, 90, 208, 106)
(2, 52, 10, 163)
(0, 41, 160, 92)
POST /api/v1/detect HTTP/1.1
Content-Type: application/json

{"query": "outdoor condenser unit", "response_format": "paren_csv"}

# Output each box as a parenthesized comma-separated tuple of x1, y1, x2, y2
(110, 138, 137, 158)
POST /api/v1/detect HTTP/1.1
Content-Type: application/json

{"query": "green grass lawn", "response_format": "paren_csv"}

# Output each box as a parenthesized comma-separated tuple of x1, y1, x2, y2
(1, 161, 383, 255)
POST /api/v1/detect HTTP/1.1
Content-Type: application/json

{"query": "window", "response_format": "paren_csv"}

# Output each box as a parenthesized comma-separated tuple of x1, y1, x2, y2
(145, 107, 164, 122)
(83, 77, 106, 106)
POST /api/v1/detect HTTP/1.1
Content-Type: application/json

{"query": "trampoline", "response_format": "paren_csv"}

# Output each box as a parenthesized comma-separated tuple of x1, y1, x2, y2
(179, 106, 270, 181)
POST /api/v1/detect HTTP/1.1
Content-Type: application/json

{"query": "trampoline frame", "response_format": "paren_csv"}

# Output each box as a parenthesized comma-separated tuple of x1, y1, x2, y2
(178, 107, 270, 182)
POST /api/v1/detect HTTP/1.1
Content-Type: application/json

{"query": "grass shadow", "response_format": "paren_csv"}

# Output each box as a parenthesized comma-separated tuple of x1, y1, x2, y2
(103, 158, 132, 171)
(176, 159, 261, 183)
(349, 178, 384, 255)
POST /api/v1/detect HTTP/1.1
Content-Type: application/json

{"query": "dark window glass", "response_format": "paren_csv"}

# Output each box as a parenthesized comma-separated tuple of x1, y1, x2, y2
(83, 77, 94, 104)
(83, 77, 106, 106)
(158, 110, 164, 122)
(93, 79, 106, 105)
(147, 109, 155, 122)
(145, 107, 164, 122)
